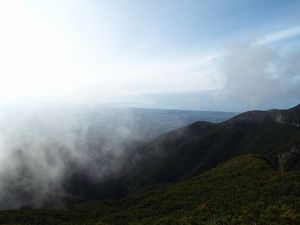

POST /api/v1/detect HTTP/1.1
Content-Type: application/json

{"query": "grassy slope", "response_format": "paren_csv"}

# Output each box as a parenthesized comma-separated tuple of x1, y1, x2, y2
(1, 155, 300, 225)
(127, 120, 300, 188)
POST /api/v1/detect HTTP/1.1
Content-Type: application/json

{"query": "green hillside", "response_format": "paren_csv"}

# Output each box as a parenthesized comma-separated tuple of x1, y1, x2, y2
(1, 155, 300, 225)
(126, 105, 300, 188)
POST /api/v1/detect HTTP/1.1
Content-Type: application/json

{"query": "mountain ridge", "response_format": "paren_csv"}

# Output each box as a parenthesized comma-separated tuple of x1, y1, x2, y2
(227, 104, 300, 126)
(126, 104, 300, 188)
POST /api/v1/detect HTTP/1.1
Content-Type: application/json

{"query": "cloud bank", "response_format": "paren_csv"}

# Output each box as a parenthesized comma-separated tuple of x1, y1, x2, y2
(214, 42, 300, 109)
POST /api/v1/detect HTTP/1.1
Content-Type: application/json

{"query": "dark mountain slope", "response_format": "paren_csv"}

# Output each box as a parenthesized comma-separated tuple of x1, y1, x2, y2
(127, 105, 300, 188)
(2, 155, 300, 225)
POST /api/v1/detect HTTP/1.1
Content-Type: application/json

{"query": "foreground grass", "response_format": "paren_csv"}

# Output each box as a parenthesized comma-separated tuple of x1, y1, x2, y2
(1, 155, 300, 225)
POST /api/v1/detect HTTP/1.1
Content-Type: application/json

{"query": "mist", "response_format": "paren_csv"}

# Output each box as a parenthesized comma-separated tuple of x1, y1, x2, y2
(0, 104, 147, 209)
(0, 104, 235, 209)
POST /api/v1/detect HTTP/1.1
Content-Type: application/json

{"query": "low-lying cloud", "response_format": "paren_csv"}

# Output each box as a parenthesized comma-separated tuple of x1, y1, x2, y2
(0, 104, 218, 209)
(0, 105, 144, 209)
(216, 43, 300, 108)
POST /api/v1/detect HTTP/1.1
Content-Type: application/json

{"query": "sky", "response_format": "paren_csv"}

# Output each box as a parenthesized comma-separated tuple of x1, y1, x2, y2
(0, 0, 300, 111)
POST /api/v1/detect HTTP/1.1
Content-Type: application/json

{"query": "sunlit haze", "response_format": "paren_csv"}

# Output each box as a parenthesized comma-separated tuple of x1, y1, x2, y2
(0, 0, 300, 111)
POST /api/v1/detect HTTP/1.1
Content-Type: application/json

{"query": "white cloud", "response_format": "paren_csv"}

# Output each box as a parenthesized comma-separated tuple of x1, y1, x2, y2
(216, 43, 300, 107)
(255, 26, 300, 45)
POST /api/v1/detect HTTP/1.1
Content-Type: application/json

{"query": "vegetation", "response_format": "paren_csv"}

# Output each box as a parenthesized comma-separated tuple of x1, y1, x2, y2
(1, 155, 300, 225)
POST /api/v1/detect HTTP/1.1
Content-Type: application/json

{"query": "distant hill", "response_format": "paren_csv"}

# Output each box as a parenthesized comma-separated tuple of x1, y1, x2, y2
(227, 104, 300, 126)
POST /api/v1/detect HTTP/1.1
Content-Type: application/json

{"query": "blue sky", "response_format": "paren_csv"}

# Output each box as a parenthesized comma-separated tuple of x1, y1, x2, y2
(0, 0, 300, 111)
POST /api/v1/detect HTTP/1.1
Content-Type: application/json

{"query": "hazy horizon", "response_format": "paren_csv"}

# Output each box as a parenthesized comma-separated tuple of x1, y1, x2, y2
(0, 0, 299, 111)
